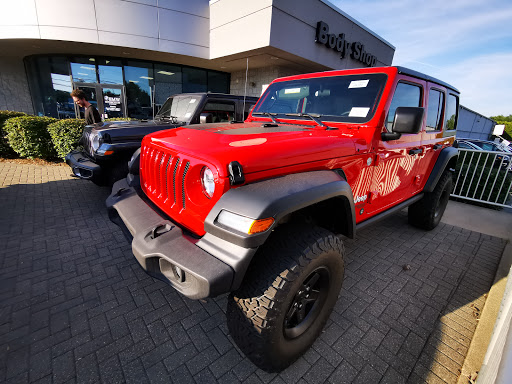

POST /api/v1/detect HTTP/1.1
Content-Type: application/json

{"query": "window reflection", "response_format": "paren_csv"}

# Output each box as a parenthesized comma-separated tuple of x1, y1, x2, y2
(183, 67, 207, 93)
(124, 63, 154, 120)
(71, 62, 97, 83)
(25, 55, 230, 120)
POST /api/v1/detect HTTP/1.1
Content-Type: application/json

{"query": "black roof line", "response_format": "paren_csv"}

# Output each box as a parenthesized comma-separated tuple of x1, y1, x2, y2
(395, 66, 459, 93)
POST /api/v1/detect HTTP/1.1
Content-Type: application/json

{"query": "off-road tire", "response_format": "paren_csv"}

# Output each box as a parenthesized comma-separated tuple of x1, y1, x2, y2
(408, 170, 453, 230)
(226, 225, 345, 372)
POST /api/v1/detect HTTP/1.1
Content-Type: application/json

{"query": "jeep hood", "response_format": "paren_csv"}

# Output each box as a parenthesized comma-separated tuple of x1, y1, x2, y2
(145, 122, 358, 177)
(90, 119, 183, 142)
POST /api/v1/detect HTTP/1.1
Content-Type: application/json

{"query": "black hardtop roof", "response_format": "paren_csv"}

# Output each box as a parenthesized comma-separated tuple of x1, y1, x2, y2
(166, 92, 259, 101)
(395, 66, 459, 94)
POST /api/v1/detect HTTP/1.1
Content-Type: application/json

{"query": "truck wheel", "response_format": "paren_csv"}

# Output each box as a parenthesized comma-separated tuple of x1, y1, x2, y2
(408, 171, 453, 230)
(226, 225, 345, 372)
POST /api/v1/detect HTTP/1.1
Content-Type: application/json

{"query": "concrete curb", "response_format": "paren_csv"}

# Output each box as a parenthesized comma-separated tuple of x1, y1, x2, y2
(457, 241, 512, 384)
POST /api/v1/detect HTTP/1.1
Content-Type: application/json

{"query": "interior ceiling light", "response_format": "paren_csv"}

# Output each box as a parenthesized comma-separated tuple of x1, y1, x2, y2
(80, 66, 96, 70)
(157, 71, 174, 76)
(89, 58, 95, 61)
(129, 80, 139, 83)
(140, 76, 153, 80)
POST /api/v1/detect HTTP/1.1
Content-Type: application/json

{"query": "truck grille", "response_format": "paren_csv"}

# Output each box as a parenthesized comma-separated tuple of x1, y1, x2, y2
(81, 126, 94, 156)
(141, 145, 190, 210)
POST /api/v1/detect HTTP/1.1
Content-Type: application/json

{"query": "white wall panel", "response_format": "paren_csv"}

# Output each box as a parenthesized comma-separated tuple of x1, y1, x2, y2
(159, 0, 209, 18)
(39, 26, 99, 45)
(210, 0, 271, 29)
(210, 6, 272, 59)
(98, 31, 159, 52)
(124, 0, 157, 6)
(0, 0, 38, 26)
(0, 26, 40, 39)
(96, 0, 158, 38)
(35, 0, 97, 30)
(159, 39, 209, 59)
(159, 8, 209, 47)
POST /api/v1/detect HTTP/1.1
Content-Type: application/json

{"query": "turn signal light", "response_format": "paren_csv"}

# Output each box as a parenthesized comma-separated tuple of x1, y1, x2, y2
(248, 218, 275, 234)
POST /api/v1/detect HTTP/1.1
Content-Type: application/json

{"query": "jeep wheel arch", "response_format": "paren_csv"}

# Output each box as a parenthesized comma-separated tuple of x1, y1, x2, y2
(204, 170, 355, 249)
(424, 146, 458, 193)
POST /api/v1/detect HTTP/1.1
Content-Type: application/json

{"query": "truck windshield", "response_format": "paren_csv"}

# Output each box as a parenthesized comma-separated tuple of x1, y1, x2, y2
(253, 73, 387, 124)
(156, 95, 201, 123)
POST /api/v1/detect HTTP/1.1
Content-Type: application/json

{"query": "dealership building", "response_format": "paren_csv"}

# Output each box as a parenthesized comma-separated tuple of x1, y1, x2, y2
(0, 0, 394, 120)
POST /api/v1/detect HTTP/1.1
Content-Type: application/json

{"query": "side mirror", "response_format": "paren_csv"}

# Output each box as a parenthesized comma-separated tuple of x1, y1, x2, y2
(200, 113, 213, 124)
(393, 107, 424, 134)
(382, 107, 424, 141)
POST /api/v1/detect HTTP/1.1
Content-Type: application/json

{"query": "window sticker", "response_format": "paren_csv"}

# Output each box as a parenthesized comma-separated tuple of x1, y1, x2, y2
(349, 80, 369, 89)
(189, 99, 197, 104)
(349, 107, 370, 117)
(284, 88, 301, 94)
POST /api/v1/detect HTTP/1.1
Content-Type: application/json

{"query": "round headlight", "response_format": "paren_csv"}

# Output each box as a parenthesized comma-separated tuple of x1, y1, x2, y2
(201, 167, 215, 198)
(91, 133, 101, 152)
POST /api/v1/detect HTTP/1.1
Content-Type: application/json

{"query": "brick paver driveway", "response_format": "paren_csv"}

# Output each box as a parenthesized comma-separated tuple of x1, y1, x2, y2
(0, 161, 506, 383)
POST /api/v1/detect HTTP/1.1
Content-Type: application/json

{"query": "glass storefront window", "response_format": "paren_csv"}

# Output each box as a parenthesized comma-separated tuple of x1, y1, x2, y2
(124, 61, 154, 120)
(25, 55, 230, 120)
(98, 58, 123, 85)
(183, 67, 207, 93)
(154, 64, 182, 108)
(208, 71, 229, 94)
(71, 59, 97, 83)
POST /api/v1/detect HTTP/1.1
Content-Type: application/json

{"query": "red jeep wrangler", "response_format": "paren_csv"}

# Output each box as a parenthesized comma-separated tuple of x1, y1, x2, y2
(107, 66, 459, 371)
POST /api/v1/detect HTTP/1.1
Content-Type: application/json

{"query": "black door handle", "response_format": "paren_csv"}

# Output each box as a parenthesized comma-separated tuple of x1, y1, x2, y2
(409, 148, 422, 155)
(433, 144, 442, 150)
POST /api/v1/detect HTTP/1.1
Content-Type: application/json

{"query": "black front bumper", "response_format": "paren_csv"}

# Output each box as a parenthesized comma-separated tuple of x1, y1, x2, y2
(106, 178, 237, 299)
(65, 150, 102, 182)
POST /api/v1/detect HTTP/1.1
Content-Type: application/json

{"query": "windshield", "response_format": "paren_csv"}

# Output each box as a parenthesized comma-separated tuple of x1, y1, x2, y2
(253, 73, 387, 124)
(156, 95, 201, 122)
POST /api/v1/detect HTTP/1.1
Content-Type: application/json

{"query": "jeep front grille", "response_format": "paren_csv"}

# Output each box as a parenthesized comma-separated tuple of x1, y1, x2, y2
(141, 145, 190, 210)
(81, 127, 93, 156)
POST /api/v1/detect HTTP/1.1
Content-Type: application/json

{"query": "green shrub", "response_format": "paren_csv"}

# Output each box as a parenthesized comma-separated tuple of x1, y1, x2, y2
(0, 110, 27, 157)
(47, 119, 86, 160)
(4, 116, 58, 159)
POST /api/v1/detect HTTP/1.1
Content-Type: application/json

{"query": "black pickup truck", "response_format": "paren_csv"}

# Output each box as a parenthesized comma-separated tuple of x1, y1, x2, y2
(66, 93, 258, 185)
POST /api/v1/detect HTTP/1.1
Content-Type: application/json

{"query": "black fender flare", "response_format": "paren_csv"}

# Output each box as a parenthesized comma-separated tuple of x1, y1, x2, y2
(424, 147, 458, 193)
(203, 170, 355, 249)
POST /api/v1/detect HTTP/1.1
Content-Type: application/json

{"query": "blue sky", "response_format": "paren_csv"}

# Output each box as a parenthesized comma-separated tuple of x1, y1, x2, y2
(331, 0, 512, 118)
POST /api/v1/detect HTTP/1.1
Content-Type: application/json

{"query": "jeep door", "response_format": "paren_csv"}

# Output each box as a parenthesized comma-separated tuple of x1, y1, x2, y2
(420, 85, 458, 177)
(368, 78, 426, 214)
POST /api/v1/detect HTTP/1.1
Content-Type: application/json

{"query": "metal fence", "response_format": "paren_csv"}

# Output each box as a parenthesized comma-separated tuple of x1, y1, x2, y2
(451, 148, 512, 208)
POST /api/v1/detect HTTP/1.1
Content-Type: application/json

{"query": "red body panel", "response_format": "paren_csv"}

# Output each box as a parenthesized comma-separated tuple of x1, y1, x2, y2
(140, 66, 457, 236)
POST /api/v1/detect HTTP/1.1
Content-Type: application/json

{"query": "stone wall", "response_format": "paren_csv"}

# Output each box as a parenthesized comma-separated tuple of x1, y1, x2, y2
(0, 57, 34, 114)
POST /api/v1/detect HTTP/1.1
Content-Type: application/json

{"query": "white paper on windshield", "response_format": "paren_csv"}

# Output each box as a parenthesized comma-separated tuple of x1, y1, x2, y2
(189, 99, 196, 103)
(349, 80, 369, 88)
(284, 88, 301, 94)
(185, 112, 192, 118)
(349, 107, 370, 117)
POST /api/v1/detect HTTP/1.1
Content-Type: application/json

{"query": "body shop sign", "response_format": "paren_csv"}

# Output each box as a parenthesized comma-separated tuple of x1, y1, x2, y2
(315, 21, 377, 67)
